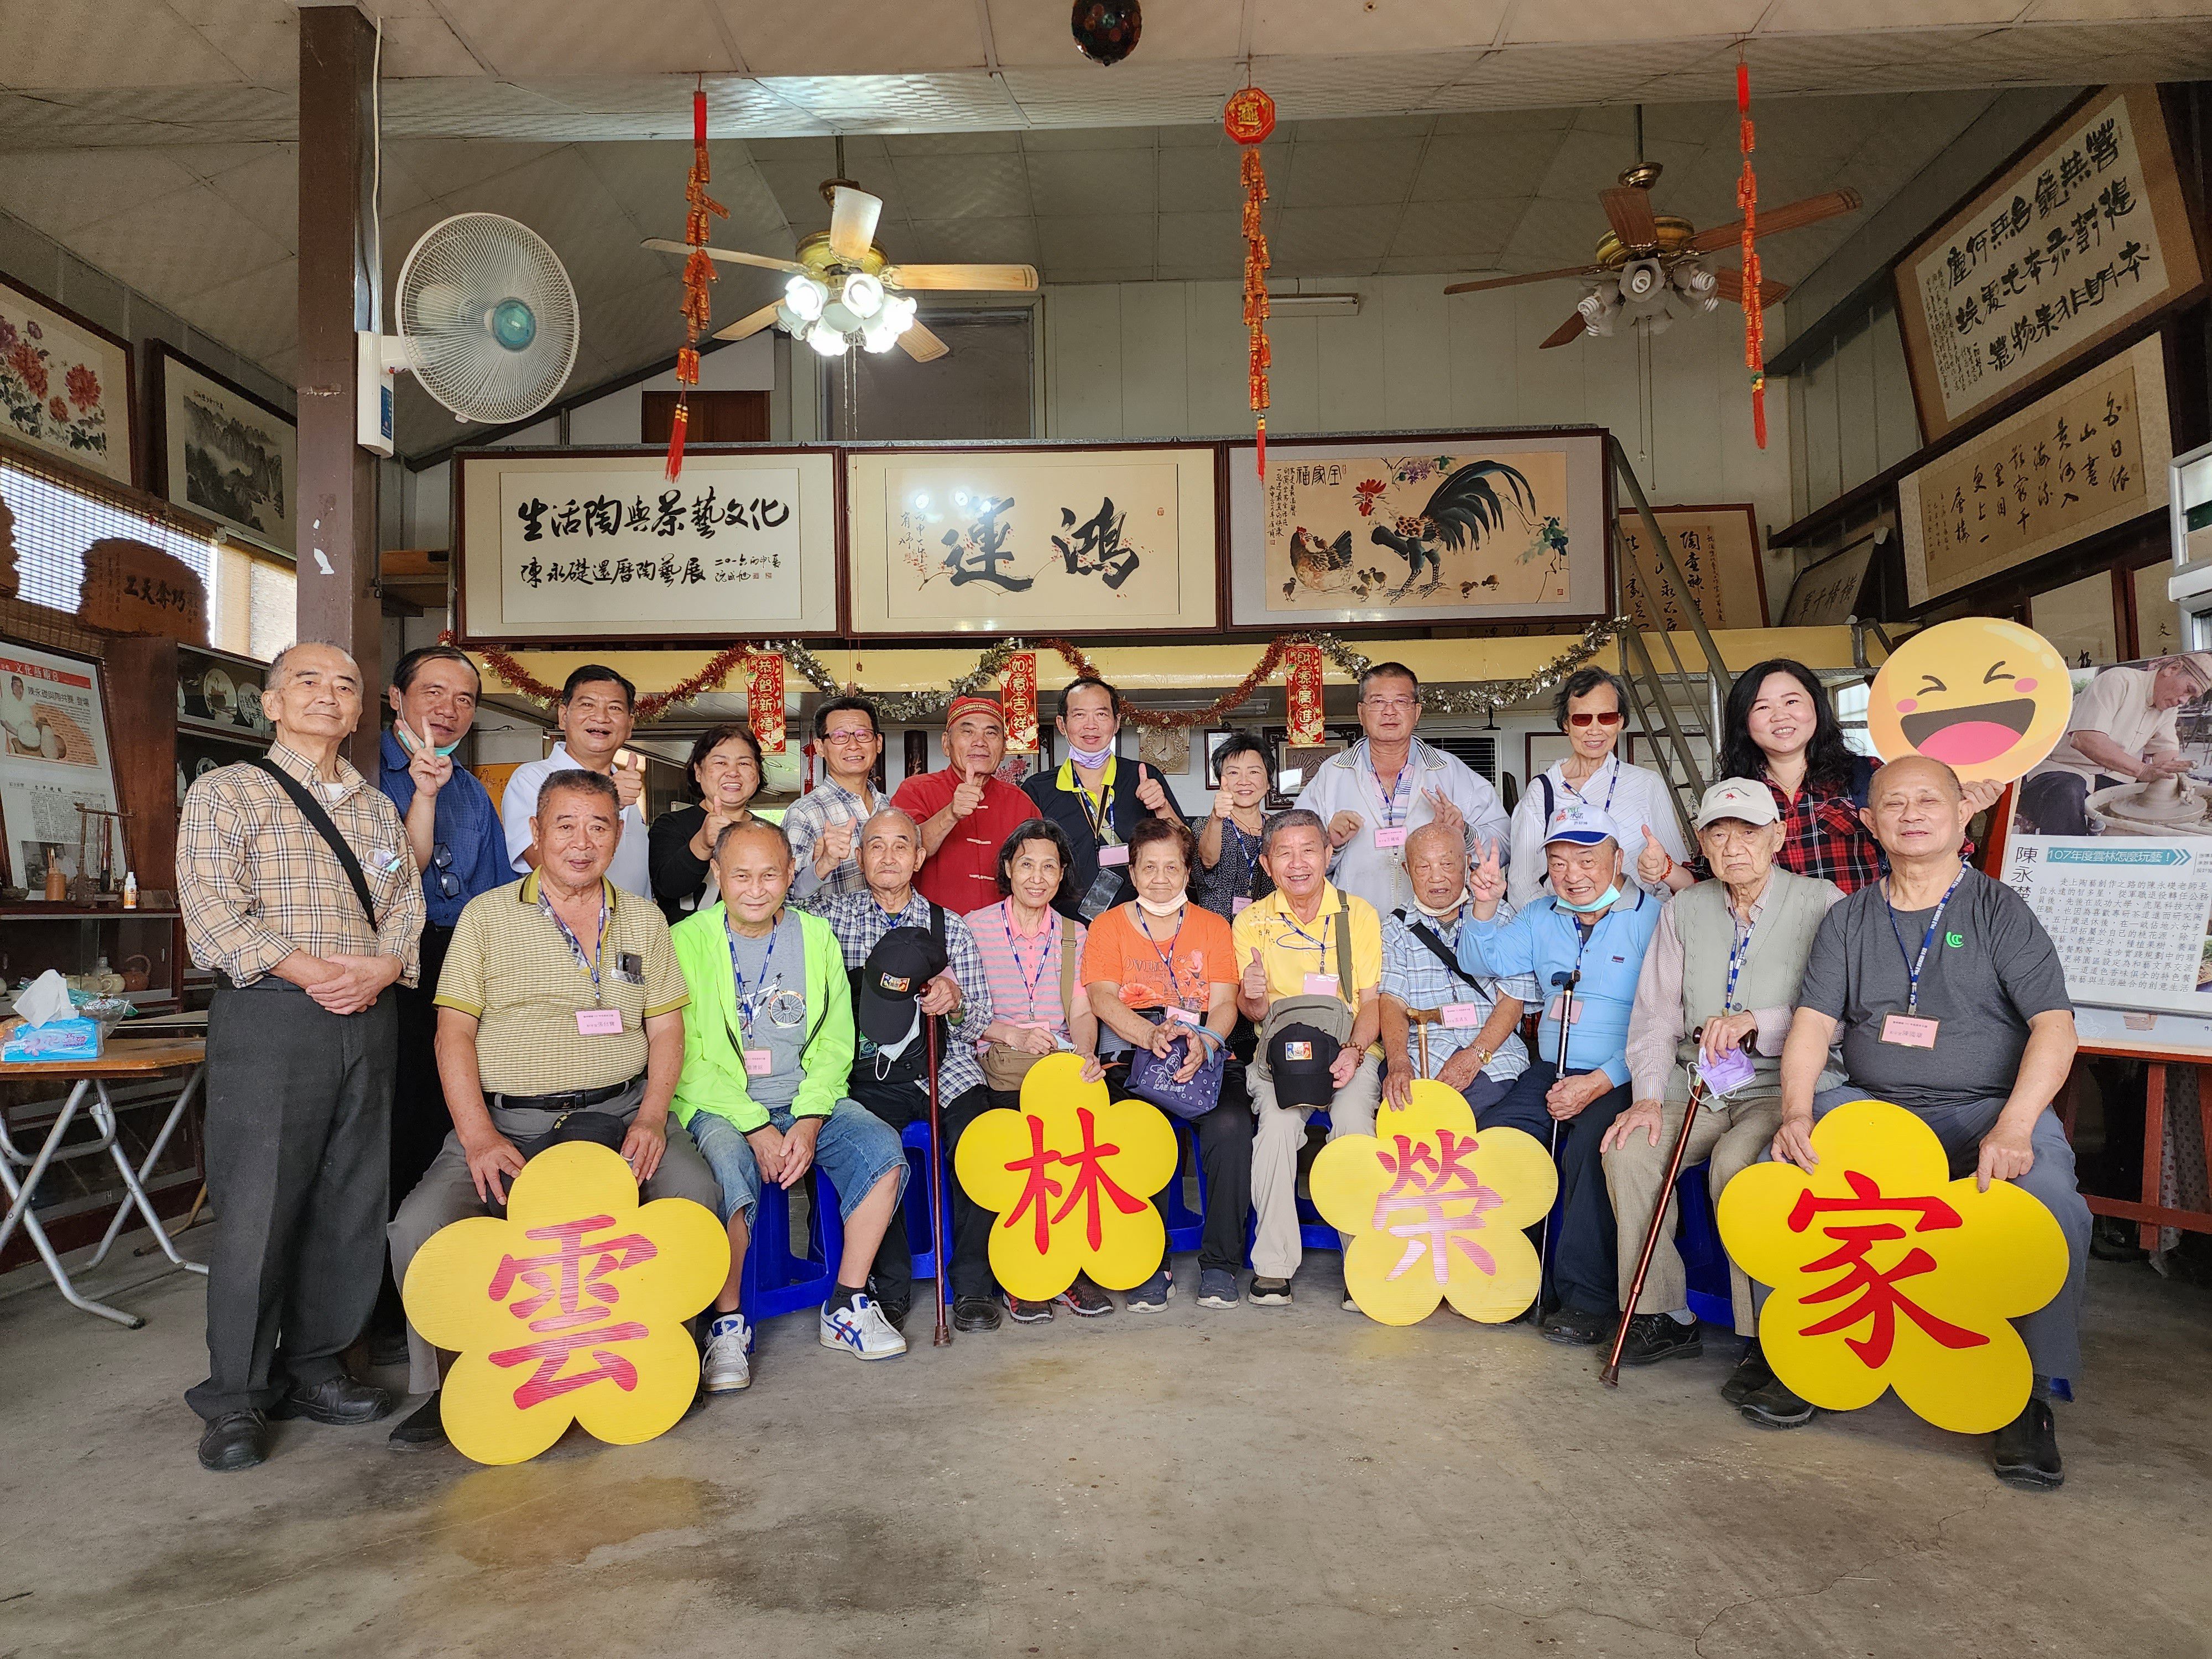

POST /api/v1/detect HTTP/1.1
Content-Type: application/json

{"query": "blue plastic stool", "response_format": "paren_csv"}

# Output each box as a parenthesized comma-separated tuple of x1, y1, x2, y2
(816, 1118, 954, 1290)
(738, 1170, 839, 1322)
(1161, 1117, 1206, 1254)
(1675, 1159, 1736, 1329)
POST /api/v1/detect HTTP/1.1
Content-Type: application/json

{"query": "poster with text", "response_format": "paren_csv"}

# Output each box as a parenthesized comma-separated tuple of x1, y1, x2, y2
(0, 641, 120, 890)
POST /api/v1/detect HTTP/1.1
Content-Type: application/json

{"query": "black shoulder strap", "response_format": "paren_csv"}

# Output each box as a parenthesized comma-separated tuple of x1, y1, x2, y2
(929, 901, 946, 946)
(249, 758, 377, 927)
(1397, 911, 1489, 995)
(1537, 772, 1554, 825)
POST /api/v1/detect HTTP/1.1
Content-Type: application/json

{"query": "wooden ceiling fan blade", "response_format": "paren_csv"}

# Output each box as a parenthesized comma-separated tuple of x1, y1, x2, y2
(1683, 187, 1864, 253)
(828, 186, 884, 263)
(1710, 268, 1791, 309)
(898, 319, 950, 362)
(712, 300, 785, 343)
(1600, 185, 1661, 252)
(1442, 266, 1600, 295)
(1541, 309, 1591, 349)
(643, 237, 805, 275)
(885, 263, 1040, 291)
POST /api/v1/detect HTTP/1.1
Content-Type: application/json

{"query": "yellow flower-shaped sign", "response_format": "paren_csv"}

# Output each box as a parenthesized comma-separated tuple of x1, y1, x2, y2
(1310, 1081, 1557, 1325)
(402, 1141, 729, 1465)
(954, 1051, 1179, 1301)
(1717, 1099, 2068, 1436)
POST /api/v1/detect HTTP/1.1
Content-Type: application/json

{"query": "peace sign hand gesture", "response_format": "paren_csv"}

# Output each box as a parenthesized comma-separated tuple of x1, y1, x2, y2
(1468, 838, 1505, 914)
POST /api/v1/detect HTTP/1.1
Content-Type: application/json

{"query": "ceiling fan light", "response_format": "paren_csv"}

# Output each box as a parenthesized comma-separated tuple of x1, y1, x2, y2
(821, 299, 860, 336)
(843, 273, 884, 319)
(861, 321, 901, 353)
(806, 321, 848, 357)
(884, 293, 919, 327)
(775, 300, 808, 335)
(785, 274, 827, 321)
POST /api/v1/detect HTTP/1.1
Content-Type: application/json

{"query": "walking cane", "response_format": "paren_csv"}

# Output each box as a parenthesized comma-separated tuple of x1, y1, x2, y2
(1535, 968, 1579, 1316)
(924, 1014, 953, 1348)
(1600, 1055, 1713, 1387)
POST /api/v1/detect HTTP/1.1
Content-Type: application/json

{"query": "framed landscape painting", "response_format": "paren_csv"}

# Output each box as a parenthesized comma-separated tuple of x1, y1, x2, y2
(149, 343, 298, 555)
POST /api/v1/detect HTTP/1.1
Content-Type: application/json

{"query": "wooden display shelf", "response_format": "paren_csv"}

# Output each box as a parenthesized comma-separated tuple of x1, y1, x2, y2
(175, 714, 265, 745)
(2058, 1044, 2212, 1249)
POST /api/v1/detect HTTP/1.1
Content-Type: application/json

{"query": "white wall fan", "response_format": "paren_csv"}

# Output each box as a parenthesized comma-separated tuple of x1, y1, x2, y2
(357, 212, 580, 455)
(646, 159, 1037, 364)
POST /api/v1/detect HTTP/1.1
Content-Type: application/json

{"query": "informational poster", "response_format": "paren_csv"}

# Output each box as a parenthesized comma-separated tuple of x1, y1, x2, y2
(0, 641, 120, 889)
(454, 448, 840, 642)
(1894, 85, 2203, 442)
(2001, 836, 2212, 1017)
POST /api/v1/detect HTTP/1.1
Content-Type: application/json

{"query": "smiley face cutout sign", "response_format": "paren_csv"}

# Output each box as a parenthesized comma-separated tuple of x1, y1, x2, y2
(1866, 618, 2073, 786)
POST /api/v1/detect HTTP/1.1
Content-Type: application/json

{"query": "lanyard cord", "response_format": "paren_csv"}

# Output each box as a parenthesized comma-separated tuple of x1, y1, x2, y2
(1722, 909, 1756, 1013)
(544, 887, 609, 1006)
(998, 904, 1057, 1024)
(726, 912, 783, 1039)
(1135, 905, 1191, 1005)
(1362, 745, 1415, 828)
(1562, 753, 1620, 820)
(1884, 864, 1966, 1016)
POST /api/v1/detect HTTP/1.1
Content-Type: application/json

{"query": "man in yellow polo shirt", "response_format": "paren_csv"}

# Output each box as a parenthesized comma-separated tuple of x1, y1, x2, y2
(1232, 807, 1384, 1307)
(383, 769, 721, 1453)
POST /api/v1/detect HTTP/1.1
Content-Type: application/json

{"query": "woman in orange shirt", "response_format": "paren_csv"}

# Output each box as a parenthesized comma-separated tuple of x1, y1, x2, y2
(1081, 817, 1250, 1314)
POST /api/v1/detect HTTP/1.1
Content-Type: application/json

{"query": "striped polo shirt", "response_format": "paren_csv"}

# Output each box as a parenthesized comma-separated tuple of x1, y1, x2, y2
(966, 899, 1086, 1048)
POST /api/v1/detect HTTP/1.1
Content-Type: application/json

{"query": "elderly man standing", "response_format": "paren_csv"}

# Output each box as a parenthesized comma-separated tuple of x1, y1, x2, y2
(892, 695, 1036, 914)
(177, 641, 425, 1473)
(784, 695, 886, 900)
(799, 808, 1001, 1332)
(1462, 801, 1661, 1344)
(1757, 756, 2088, 1490)
(1233, 808, 1386, 1307)
(1600, 778, 1843, 1370)
(500, 665, 651, 898)
(1021, 675, 1185, 920)
(2019, 653, 2212, 835)
(1295, 661, 1509, 916)
(1379, 822, 1533, 1116)
(383, 769, 721, 1453)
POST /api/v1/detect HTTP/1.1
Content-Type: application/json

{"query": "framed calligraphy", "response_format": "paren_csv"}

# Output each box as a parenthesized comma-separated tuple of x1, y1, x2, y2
(1897, 334, 2172, 605)
(1778, 530, 1885, 628)
(843, 442, 1220, 638)
(1617, 502, 1768, 632)
(452, 446, 841, 644)
(1222, 430, 1611, 632)
(1893, 85, 2203, 445)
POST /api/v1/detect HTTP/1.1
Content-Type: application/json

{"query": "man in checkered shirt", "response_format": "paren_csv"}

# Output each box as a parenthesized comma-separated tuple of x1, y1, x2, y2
(784, 695, 889, 900)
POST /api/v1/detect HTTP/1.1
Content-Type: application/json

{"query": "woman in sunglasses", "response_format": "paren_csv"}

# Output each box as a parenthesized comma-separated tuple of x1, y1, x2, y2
(1507, 666, 1689, 908)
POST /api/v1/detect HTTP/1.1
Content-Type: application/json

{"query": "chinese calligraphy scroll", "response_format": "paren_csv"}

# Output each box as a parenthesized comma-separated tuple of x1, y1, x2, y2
(1282, 641, 1325, 747)
(745, 649, 786, 754)
(1617, 503, 1768, 632)
(1000, 650, 1039, 754)
(1898, 334, 2171, 604)
(1894, 85, 2201, 444)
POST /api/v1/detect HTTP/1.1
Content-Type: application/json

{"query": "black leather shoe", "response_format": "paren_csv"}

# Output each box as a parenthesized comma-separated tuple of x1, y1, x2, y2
(197, 1411, 268, 1472)
(366, 1323, 412, 1369)
(275, 1373, 395, 1426)
(1740, 1374, 1817, 1428)
(1619, 1312, 1703, 1366)
(952, 1296, 1003, 1333)
(387, 1392, 449, 1451)
(1538, 1304, 1608, 1345)
(1991, 1397, 2064, 1490)
(1720, 1341, 1773, 1406)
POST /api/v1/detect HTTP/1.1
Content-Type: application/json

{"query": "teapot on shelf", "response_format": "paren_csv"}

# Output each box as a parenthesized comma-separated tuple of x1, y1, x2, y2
(119, 954, 153, 994)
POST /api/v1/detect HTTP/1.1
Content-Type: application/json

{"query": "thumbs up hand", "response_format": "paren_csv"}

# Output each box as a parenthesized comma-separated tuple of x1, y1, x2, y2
(1636, 826, 1673, 886)
(1240, 945, 1270, 1004)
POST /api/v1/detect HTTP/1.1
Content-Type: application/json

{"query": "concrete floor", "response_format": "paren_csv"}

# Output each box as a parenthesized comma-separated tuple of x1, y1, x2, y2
(2, 1233, 2208, 1659)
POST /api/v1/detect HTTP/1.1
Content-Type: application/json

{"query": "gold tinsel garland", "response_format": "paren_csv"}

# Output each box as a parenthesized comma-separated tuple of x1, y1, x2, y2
(460, 622, 1627, 727)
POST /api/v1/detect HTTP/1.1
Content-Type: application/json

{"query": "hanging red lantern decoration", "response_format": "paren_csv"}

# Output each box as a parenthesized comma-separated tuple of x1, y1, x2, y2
(1737, 56, 1766, 451)
(746, 650, 786, 754)
(1282, 641, 1324, 747)
(1000, 651, 1040, 754)
(1225, 85, 1275, 478)
(667, 80, 728, 481)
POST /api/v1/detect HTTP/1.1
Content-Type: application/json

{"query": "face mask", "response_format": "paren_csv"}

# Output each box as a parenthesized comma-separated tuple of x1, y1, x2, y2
(1067, 742, 1115, 770)
(1413, 894, 1464, 920)
(397, 718, 461, 759)
(1555, 884, 1622, 914)
(1134, 892, 1186, 918)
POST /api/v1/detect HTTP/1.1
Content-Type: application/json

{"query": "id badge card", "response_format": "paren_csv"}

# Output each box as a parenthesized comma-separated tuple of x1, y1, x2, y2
(1097, 843, 1131, 867)
(1303, 972, 1340, 997)
(576, 1007, 624, 1035)
(1373, 826, 1408, 850)
(1695, 1046, 1756, 1099)
(1232, 896, 1252, 914)
(1545, 994, 1583, 1025)
(1439, 1002, 1481, 1030)
(1164, 1005, 1201, 1027)
(1881, 1014, 1940, 1048)
(743, 1047, 774, 1077)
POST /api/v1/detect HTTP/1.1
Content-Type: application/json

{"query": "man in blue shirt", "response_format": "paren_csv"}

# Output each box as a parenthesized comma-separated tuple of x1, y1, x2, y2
(372, 644, 510, 1359)
(1462, 801, 1661, 1346)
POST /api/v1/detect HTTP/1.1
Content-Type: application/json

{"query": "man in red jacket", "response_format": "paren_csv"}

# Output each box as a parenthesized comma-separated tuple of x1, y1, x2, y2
(891, 695, 1036, 914)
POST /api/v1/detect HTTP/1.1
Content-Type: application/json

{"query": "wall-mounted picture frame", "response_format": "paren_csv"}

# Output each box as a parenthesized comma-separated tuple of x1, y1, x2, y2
(843, 441, 1221, 638)
(1266, 721, 1363, 810)
(1223, 430, 1611, 632)
(147, 342, 297, 556)
(453, 445, 842, 643)
(1778, 530, 1885, 627)
(0, 272, 135, 488)
(0, 638, 123, 893)
(1618, 502, 1768, 630)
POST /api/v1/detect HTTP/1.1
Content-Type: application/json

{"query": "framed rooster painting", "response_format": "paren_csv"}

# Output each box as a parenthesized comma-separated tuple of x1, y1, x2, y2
(1222, 430, 1610, 632)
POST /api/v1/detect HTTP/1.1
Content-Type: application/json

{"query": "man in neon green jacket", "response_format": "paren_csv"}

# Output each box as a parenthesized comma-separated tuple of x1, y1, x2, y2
(671, 819, 909, 1391)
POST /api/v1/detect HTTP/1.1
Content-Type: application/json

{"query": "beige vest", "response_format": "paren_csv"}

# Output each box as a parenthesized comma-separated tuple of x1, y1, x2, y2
(1669, 865, 1840, 1102)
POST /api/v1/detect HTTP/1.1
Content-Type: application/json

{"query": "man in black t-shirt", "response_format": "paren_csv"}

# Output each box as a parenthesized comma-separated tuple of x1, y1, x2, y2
(1752, 757, 2089, 1491)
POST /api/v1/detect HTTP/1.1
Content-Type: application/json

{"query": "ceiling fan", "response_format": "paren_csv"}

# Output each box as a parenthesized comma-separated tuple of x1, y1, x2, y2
(645, 149, 1037, 364)
(1442, 113, 1861, 349)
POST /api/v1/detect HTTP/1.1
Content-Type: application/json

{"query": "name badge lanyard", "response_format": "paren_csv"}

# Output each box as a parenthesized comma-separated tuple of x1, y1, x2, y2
(1140, 907, 1195, 1011)
(1076, 766, 1119, 849)
(1886, 865, 1966, 1018)
(726, 915, 784, 1041)
(546, 889, 611, 1006)
(1566, 753, 1620, 820)
(1721, 912, 1756, 1014)
(1362, 749, 1415, 830)
(1279, 908, 1347, 999)
(1223, 818, 1259, 894)
(1000, 907, 1058, 1026)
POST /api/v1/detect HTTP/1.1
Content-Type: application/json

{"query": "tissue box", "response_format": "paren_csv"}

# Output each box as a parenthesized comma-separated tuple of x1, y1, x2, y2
(3, 1016, 105, 1063)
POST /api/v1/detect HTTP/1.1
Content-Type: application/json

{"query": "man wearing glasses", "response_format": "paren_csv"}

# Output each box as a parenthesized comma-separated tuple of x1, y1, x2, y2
(373, 644, 510, 1366)
(1294, 661, 1509, 916)
(785, 695, 886, 900)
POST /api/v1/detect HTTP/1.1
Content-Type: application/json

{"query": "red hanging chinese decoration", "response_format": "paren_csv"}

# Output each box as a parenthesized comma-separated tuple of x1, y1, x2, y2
(1283, 641, 1324, 747)
(667, 81, 728, 481)
(1000, 650, 1039, 754)
(746, 650, 786, 753)
(1737, 57, 1766, 450)
(1225, 86, 1275, 478)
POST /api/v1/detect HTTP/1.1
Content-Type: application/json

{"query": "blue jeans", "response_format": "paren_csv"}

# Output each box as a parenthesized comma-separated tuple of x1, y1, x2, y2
(1479, 1060, 1632, 1316)
(687, 1103, 908, 1229)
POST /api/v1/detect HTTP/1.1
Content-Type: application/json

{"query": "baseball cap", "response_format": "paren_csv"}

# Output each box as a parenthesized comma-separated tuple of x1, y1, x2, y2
(856, 925, 949, 1046)
(1543, 801, 1623, 847)
(1694, 776, 1781, 831)
(1265, 1021, 1342, 1109)
(943, 694, 1005, 732)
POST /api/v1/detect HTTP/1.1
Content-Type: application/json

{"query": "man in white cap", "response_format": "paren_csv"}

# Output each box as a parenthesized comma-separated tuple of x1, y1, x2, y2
(2019, 653, 2212, 835)
(1462, 799, 1661, 1344)
(1600, 777, 1844, 1374)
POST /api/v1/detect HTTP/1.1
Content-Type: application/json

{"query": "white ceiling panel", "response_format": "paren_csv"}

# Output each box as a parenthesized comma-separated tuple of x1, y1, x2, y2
(1277, 138, 1426, 208)
(1154, 209, 1245, 269)
(204, 145, 299, 255)
(1156, 142, 1245, 213)
(0, 149, 201, 239)
(1028, 149, 1157, 215)
(0, 0, 244, 90)
(1037, 212, 1157, 271)
(1502, 0, 1768, 45)
(1267, 205, 1401, 275)
(890, 149, 1034, 219)
(1255, 0, 1513, 55)
(721, 0, 987, 75)
(65, 182, 289, 305)
(431, 0, 742, 79)
(1410, 131, 1576, 202)
(902, 216, 1042, 264)
(179, 255, 299, 361)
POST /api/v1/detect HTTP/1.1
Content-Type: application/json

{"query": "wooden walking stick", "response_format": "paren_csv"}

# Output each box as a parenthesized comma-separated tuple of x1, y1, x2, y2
(1600, 1058, 1713, 1387)
(924, 1014, 953, 1348)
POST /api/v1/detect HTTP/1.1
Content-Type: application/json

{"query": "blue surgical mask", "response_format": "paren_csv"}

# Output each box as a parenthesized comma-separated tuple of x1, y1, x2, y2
(1555, 884, 1621, 914)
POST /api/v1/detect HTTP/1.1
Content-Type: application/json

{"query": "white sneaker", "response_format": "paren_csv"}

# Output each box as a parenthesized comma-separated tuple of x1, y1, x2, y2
(702, 1317, 751, 1392)
(820, 1293, 908, 1360)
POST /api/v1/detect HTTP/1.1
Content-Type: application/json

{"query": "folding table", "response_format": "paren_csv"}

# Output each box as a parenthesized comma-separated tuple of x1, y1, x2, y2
(0, 1039, 209, 1327)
